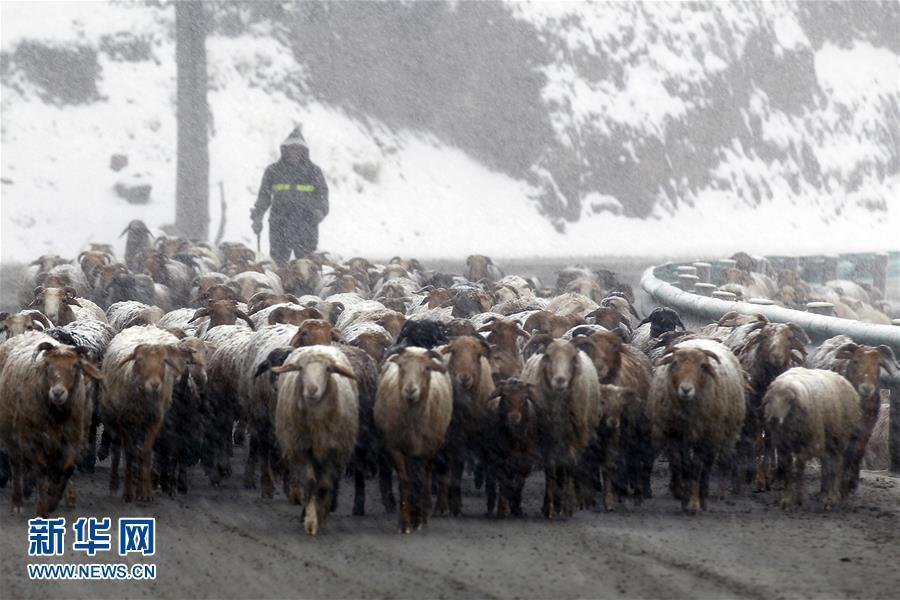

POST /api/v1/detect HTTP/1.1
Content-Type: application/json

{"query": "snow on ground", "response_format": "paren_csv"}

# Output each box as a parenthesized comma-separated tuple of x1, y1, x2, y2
(1, 1, 897, 265)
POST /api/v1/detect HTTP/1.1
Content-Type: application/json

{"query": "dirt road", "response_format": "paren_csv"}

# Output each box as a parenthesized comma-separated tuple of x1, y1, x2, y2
(1, 450, 898, 599)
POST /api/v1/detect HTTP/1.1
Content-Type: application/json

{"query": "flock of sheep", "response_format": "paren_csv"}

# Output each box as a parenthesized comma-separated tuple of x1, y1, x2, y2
(0, 222, 895, 536)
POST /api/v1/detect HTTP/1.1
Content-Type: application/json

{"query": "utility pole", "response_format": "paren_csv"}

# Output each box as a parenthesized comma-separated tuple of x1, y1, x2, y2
(175, 0, 209, 240)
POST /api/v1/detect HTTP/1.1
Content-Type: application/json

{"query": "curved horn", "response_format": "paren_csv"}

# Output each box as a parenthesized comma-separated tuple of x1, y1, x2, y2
(188, 308, 211, 323)
(32, 341, 56, 362)
(30, 312, 53, 331)
(236, 309, 256, 331)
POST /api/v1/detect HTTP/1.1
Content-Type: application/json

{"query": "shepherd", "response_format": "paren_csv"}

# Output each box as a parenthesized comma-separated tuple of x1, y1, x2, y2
(250, 126, 329, 265)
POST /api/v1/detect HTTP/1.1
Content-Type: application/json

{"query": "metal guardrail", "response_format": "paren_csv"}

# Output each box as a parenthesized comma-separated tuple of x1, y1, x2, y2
(641, 263, 900, 475)
(640, 266, 900, 350)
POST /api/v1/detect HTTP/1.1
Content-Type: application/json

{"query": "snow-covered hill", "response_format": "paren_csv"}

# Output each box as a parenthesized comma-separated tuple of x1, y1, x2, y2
(1, 1, 897, 264)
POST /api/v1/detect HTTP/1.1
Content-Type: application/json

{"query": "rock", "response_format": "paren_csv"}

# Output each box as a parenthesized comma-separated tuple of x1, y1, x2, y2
(115, 180, 151, 204)
(110, 154, 128, 171)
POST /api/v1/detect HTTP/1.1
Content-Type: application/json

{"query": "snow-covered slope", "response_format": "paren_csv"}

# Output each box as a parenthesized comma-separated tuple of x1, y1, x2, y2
(1, 1, 897, 264)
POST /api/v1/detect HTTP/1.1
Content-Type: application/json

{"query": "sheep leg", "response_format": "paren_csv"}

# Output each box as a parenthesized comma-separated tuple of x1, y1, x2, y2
(683, 447, 701, 514)
(450, 455, 464, 517)
(0, 450, 10, 489)
(177, 461, 188, 495)
(260, 428, 276, 499)
(353, 463, 366, 516)
(303, 461, 319, 536)
(699, 453, 714, 511)
(97, 427, 112, 462)
(821, 451, 840, 511)
(378, 451, 396, 514)
(542, 462, 554, 518)
(330, 477, 340, 513)
(780, 453, 795, 511)
(243, 431, 258, 489)
(601, 461, 615, 512)
(109, 439, 121, 495)
(139, 423, 160, 502)
(391, 451, 412, 534)
(485, 462, 498, 516)
(562, 465, 576, 518)
(433, 452, 450, 516)
(10, 452, 23, 513)
(511, 474, 525, 517)
(668, 447, 684, 501)
(123, 436, 136, 503)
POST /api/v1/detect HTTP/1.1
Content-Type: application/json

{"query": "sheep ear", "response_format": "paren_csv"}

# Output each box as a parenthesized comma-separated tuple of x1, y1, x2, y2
(658, 352, 675, 366)
(270, 363, 302, 375)
(0, 312, 7, 322)
(427, 360, 447, 373)
(117, 346, 141, 367)
(32, 341, 56, 362)
(163, 357, 188, 376)
(32, 286, 45, 298)
(329, 364, 357, 381)
(79, 360, 104, 381)
(486, 396, 501, 413)
(330, 328, 345, 343)
(476, 324, 493, 333)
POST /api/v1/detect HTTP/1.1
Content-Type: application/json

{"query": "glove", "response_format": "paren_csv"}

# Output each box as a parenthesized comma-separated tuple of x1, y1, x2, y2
(251, 217, 263, 235)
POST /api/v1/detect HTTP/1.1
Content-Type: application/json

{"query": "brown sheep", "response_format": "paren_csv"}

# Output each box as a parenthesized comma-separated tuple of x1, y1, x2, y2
(477, 315, 529, 380)
(574, 330, 654, 505)
(764, 368, 862, 510)
(435, 335, 495, 516)
(483, 378, 538, 517)
(101, 326, 188, 502)
(0, 334, 102, 515)
(465, 254, 503, 283)
(247, 291, 301, 315)
(808, 335, 898, 491)
(522, 310, 583, 340)
(374, 347, 452, 533)
(649, 339, 745, 514)
(189, 300, 256, 332)
(522, 337, 600, 518)
(726, 320, 809, 490)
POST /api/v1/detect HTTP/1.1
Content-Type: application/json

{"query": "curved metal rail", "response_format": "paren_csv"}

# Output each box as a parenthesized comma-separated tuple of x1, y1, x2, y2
(640, 266, 900, 351)
(641, 263, 900, 474)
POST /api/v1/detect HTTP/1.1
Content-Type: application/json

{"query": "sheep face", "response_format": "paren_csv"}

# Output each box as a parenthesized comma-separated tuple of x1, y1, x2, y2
(660, 347, 719, 401)
(118, 344, 178, 395)
(465, 255, 492, 282)
(272, 354, 356, 406)
(539, 340, 580, 394)
(29, 287, 80, 325)
(478, 317, 528, 352)
(641, 308, 684, 338)
(582, 331, 622, 381)
(352, 331, 390, 364)
(757, 324, 808, 371)
(290, 319, 338, 347)
(267, 306, 323, 327)
(442, 335, 490, 391)
(838, 343, 895, 400)
(1, 312, 51, 340)
(34, 344, 101, 406)
(491, 379, 535, 433)
(389, 349, 446, 403)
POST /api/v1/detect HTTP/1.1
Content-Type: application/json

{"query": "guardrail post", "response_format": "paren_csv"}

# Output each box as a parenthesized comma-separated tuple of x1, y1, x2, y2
(823, 255, 838, 283)
(806, 301, 835, 316)
(873, 253, 888, 298)
(692, 262, 711, 283)
(891, 379, 900, 474)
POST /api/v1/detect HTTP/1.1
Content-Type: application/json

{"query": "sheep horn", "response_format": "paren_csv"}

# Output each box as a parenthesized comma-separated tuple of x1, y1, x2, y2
(700, 349, 721, 365)
(270, 363, 302, 375)
(328, 364, 357, 380)
(787, 323, 811, 344)
(236, 310, 256, 331)
(30, 312, 53, 331)
(32, 341, 56, 362)
(188, 308, 210, 323)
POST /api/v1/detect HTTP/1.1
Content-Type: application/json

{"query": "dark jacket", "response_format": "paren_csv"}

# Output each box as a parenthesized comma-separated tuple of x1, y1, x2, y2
(251, 130, 329, 225)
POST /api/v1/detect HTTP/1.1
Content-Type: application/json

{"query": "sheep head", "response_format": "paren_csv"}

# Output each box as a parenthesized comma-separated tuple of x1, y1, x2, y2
(33, 342, 102, 406)
(659, 346, 721, 401)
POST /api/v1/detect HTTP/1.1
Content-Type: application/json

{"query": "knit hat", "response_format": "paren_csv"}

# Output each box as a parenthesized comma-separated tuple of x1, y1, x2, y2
(281, 126, 308, 151)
